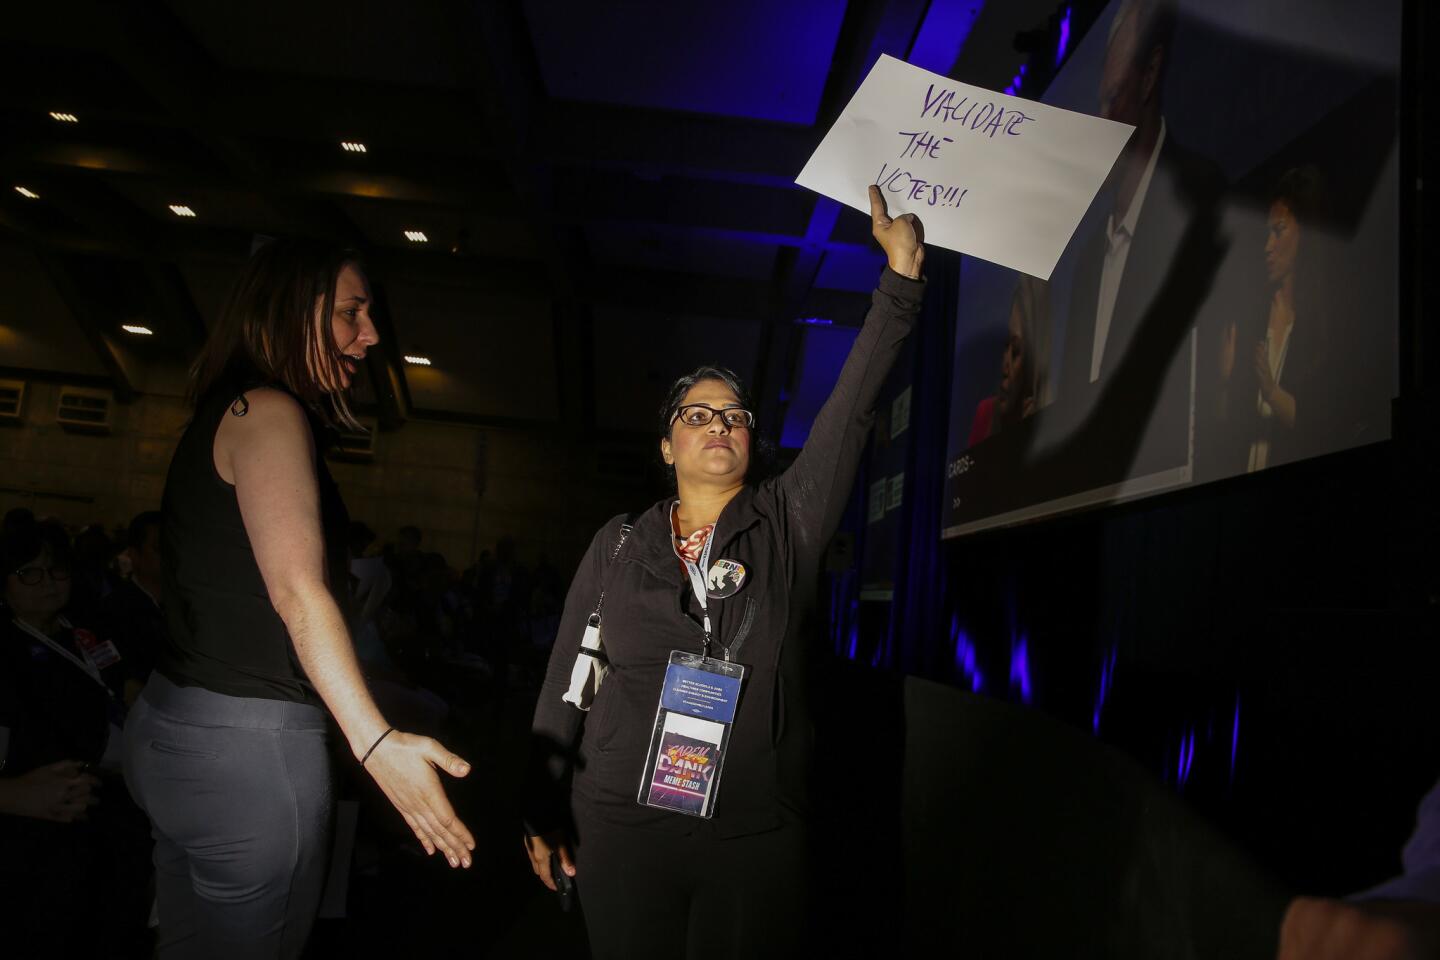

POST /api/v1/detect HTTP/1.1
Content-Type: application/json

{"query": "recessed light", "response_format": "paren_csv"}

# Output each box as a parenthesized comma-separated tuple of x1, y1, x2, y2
(403, 355, 432, 366)
(14, 186, 40, 199)
(49, 111, 78, 123)
(404, 230, 428, 243)
(122, 324, 154, 336)
(341, 141, 368, 153)
(169, 204, 196, 218)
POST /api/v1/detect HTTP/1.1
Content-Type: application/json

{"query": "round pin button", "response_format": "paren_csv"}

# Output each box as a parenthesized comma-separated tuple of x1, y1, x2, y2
(706, 559, 747, 599)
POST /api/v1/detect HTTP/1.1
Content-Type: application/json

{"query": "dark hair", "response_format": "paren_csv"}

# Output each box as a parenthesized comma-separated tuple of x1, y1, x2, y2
(3, 507, 35, 539)
(657, 364, 774, 487)
(1, 515, 69, 578)
(1008, 275, 1050, 416)
(1111, 0, 1177, 80)
(348, 520, 377, 557)
(126, 511, 163, 552)
(190, 237, 364, 428)
(1273, 164, 1329, 232)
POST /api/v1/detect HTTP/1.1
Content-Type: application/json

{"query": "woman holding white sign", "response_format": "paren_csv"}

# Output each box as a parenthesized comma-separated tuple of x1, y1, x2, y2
(524, 186, 926, 958)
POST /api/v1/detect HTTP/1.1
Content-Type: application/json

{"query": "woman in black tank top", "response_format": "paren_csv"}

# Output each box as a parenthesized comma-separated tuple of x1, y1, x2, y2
(124, 240, 476, 958)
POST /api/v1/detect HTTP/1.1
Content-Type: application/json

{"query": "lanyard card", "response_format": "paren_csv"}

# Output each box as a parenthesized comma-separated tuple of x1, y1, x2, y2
(637, 651, 745, 818)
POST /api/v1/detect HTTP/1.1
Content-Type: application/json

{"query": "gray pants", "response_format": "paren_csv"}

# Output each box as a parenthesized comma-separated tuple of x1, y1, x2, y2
(124, 673, 333, 959)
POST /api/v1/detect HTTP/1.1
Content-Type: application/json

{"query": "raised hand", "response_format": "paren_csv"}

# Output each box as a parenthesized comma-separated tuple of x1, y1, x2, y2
(869, 184, 925, 279)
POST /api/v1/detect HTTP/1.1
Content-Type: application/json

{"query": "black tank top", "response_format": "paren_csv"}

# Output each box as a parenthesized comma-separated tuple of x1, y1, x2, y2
(157, 382, 351, 703)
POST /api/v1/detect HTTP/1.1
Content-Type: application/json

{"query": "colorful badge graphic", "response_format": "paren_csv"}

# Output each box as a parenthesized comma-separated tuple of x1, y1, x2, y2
(706, 559, 747, 599)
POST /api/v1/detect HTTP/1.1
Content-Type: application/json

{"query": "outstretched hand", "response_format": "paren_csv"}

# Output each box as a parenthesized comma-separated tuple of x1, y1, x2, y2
(363, 731, 476, 868)
(869, 184, 925, 279)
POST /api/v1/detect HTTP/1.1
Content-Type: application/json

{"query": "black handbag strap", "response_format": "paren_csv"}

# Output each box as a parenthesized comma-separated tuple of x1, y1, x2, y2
(590, 512, 638, 623)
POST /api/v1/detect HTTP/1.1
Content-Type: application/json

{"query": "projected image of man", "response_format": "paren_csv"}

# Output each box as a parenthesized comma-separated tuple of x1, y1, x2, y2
(1056, 0, 1223, 486)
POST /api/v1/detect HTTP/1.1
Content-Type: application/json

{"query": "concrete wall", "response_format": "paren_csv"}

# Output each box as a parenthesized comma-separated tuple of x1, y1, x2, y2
(0, 379, 659, 577)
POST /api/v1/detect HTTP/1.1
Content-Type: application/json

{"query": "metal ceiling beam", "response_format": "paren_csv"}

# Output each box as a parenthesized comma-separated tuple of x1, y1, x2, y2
(84, 0, 415, 425)
(7, 171, 212, 352)
(32, 249, 139, 403)
(468, 0, 598, 434)
(755, 0, 932, 435)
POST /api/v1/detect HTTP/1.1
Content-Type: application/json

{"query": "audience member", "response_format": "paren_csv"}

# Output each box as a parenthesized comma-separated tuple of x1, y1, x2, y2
(0, 515, 151, 956)
(70, 522, 120, 619)
(102, 511, 167, 704)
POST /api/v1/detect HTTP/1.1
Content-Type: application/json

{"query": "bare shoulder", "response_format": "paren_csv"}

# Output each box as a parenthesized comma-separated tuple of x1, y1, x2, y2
(225, 386, 306, 427)
(214, 386, 311, 483)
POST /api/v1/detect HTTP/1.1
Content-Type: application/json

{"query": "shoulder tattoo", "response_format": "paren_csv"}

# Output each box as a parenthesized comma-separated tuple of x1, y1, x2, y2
(230, 394, 250, 417)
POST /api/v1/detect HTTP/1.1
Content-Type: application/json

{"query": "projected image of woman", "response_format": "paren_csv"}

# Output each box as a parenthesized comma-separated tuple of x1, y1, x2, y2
(969, 275, 1051, 446)
(1216, 165, 1335, 472)
(524, 186, 926, 959)
(123, 241, 475, 958)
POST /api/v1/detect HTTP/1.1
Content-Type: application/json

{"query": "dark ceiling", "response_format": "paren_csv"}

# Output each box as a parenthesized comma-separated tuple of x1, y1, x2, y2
(0, 0, 1071, 440)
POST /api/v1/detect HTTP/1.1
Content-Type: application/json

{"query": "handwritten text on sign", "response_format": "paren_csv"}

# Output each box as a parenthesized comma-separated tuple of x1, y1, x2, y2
(796, 55, 1133, 279)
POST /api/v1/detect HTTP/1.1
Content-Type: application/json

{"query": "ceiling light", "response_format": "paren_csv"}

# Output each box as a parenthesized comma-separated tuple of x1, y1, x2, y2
(341, 141, 368, 153)
(14, 186, 40, 199)
(404, 230, 428, 243)
(122, 324, 154, 336)
(49, 111, 79, 123)
(169, 204, 196, 217)
(403, 355, 432, 366)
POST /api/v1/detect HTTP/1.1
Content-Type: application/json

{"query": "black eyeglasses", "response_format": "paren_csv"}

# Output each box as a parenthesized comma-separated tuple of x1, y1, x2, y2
(11, 564, 71, 586)
(672, 405, 755, 429)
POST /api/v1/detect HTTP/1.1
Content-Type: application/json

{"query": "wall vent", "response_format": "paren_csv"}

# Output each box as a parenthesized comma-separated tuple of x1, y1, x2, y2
(56, 386, 112, 433)
(0, 380, 23, 422)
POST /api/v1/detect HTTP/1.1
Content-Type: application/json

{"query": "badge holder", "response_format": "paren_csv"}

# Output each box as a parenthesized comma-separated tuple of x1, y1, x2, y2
(637, 650, 745, 818)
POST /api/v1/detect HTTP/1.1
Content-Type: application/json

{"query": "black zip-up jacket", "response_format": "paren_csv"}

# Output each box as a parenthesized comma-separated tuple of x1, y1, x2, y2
(528, 267, 924, 839)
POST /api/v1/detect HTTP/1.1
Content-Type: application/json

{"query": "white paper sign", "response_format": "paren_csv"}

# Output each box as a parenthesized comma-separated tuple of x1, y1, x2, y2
(795, 54, 1134, 279)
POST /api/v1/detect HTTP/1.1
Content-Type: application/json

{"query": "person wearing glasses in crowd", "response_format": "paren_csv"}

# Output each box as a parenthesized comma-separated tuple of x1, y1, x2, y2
(524, 186, 926, 959)
(1, 515, 151, 955)
(122, 240, 475, 958)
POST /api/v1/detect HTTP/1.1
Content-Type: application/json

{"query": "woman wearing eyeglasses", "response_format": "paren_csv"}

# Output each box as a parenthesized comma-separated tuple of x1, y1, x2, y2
(524, 187, 926, 959)
(0, 516, 152, 954)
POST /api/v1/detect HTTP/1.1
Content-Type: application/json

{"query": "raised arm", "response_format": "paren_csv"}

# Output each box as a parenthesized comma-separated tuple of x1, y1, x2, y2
(220, 387, 475, 869)
(778, 186, 926, 546)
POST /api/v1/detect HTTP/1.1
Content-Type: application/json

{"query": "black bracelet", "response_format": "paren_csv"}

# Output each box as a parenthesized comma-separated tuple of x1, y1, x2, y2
(360, 726, 395, 765)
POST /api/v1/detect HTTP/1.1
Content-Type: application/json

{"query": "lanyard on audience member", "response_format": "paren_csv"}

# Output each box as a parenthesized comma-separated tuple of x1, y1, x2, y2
(670, 503, 721, 660)
(11, 615, 106, 688)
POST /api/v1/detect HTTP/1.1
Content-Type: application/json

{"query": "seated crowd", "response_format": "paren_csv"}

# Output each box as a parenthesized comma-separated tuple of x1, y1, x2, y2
(0, 505, 551, 956)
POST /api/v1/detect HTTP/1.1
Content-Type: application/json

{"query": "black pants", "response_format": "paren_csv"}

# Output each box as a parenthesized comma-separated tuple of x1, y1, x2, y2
(573, 809, 809, 960)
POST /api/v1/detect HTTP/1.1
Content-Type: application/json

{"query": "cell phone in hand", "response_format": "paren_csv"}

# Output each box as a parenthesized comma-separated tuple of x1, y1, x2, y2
(550, 849, 575, 911)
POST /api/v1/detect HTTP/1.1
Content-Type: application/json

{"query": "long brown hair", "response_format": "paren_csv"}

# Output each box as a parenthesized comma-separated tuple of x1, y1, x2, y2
(190, 238, 364, 428)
